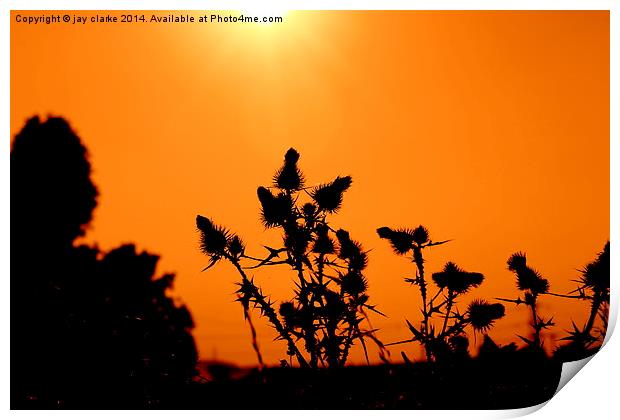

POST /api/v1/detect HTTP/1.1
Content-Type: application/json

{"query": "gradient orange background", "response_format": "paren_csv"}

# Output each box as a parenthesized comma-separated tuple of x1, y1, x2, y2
(11, 10, 609, 365)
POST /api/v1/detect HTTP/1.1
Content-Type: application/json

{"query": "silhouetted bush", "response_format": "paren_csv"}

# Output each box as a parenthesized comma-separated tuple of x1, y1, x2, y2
(11, 116, 98, 249)
(11, 116, 197, 408)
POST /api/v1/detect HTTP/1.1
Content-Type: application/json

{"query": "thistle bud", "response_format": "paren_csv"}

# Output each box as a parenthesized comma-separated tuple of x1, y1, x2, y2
(468, 300, 505, 332)
(341, 271, 368, 296)
(273, 148, 305, 191)
(302, 203, 317, 218)
(196, 215, 230, 256)
(581, 241, 610, 292)
(311, 176, 352, 213)
(411, 225, 430, 245)
(257, 187, 293, 227)
(227, 235, 245, 257)
(432, 262, 484, 294)
(336, 229, 367, 271)
(507, 252, 527, 271)
(377, 226, 415, 254)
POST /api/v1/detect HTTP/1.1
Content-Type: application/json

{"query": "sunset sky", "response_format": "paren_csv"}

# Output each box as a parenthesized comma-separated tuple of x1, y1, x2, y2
(11, 10, 609, 365)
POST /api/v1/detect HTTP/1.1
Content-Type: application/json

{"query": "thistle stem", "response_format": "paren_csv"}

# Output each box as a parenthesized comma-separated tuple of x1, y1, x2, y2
(295, 265, 319, 368)
(413, 246, 432, 362)
(543, 291, 589, 300)
(529, 295, 541, 348)
(242, 302, 264, 370)
(584, 292, 603, 337)
(441, 291, 454, 336)
(339, 324, 355, 366)
(230, 258, 309, 368)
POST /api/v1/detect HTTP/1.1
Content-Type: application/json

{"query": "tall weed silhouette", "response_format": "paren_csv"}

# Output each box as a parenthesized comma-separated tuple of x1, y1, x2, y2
(377, 226, 505, 362)
(497, 253, 554, 352)
(552, 242, 610, 361)
(197, 148, 385, 368)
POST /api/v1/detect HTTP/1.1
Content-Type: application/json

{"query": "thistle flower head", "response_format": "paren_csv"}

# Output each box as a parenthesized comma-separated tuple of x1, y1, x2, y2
(311, 175, 352, 213)
(431, 262, 484, 294)
(412, 225, 430, 245)
(336, 229, 357, 258)
(376, 227, 393, 238)
(341, 271, 368, 296)
(273, 148, 305, 191)
(507, 252, 549, 294)
(349, 252, 369, 272)
(516, 266, 549, 294)
(302, 203, 317, 219)
(507, 252, 527, 271)
(377, 227, 415, 254)
(336, 229, 350, 243)
(227, 235, 245, 258)
(257, 186, 293, 227)
(284, 147, 300, 164)
(196, 215, 230, 257)
(580, 241, 610, 293)
(468, 299, 505, 332)
(336, 229, 368, 271)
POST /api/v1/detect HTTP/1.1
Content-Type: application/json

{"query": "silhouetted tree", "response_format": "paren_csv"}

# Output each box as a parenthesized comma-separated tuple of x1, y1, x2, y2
(11, 116, 99, 406)
(11, 116, 98, 250)
(11, 116, 197, 408)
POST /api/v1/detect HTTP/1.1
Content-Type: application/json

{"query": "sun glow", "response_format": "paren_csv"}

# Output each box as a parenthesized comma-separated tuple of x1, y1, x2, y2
(239, 8, 289, 25)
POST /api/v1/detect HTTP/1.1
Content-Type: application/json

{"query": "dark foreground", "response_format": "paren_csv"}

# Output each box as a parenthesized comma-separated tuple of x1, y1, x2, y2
(15, 354, 562, 409)
(182, 357, 561, 410)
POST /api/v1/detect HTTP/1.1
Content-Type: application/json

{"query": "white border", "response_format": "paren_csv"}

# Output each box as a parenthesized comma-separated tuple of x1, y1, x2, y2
(2, 1, 617, 418)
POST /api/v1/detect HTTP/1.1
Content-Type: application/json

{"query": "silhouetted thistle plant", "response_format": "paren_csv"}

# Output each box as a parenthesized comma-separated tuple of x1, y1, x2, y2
(577, 242, 610, 341)
(378, 226, 505, 362)
(196, 215, 297, 367)
(551, 242, 610, 359)
(497, 252, 554, 350)
(197, 148, 384, 368)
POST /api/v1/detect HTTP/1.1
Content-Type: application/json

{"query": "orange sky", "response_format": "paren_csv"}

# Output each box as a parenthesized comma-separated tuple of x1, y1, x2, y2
(11, 10, 609, 365)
